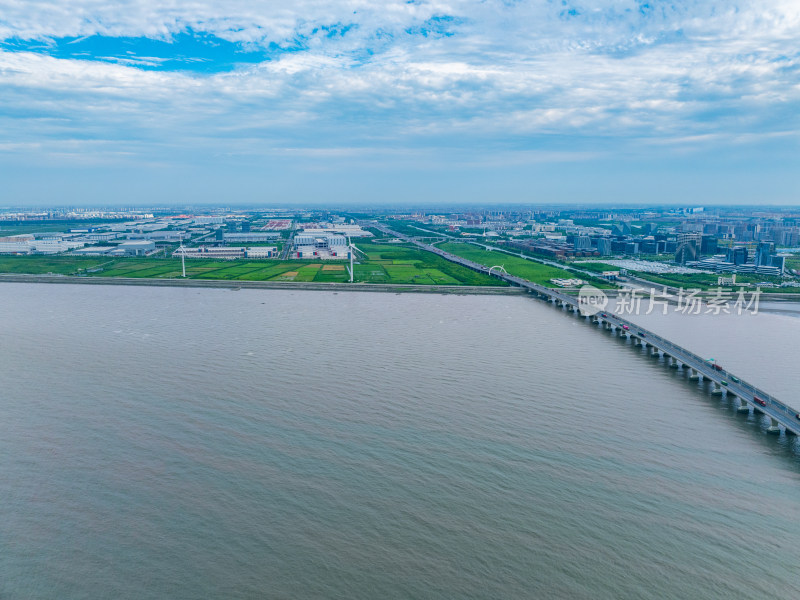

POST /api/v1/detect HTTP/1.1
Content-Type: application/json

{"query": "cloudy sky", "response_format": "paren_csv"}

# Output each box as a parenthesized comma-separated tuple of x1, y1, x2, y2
(1, 1, 799, 206)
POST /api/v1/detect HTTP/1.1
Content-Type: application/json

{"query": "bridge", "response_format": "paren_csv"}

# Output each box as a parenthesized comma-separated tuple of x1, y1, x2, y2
(374, 223, 800, 437)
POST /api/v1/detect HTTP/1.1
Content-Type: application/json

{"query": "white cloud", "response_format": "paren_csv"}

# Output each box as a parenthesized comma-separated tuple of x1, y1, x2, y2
(0, 0, 798, 170)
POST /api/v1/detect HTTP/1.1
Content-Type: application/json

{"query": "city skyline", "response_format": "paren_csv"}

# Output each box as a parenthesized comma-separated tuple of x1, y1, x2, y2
(1, 1, 799, 205)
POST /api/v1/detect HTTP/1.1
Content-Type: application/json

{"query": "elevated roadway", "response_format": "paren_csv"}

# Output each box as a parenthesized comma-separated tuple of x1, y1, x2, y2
(374, 223, 800, 437)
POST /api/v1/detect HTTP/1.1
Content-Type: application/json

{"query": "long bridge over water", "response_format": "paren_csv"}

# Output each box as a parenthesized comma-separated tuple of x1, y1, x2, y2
(376, 223, 800, 437)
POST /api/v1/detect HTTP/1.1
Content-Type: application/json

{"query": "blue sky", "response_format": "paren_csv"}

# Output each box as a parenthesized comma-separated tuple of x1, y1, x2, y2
(0, 0, 798, 206)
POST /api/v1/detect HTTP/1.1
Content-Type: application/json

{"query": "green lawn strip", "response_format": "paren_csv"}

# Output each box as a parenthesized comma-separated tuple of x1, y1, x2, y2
(573, 262, 622, 273)
(439, 243, 602, 287)
(292, 264, 322, 282)
(382, 264, 437, 284)
(0, 255, 110, 275)
(353, 263, 389, 282)
(96, 262, 173, 276)
(110, 267, 178, 278)
(234, 264, 301, 281)
(423, 269, 460, 285)
(313, 268, 349, 283)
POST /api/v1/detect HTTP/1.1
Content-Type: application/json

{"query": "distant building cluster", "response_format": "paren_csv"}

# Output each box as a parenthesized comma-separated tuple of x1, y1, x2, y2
(687, 242, 786, 276)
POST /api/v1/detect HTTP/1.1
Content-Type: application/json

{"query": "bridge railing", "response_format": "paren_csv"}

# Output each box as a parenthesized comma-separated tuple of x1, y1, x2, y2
(380, 225, 799, 427)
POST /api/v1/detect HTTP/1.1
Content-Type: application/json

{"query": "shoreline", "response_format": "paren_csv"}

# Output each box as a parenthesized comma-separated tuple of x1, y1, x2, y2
(2, 274, 800, 304)
(0, 273, 524, 295)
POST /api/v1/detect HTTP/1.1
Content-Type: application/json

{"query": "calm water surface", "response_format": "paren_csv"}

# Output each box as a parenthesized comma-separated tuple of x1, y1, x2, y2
(1, 283, 799, 599)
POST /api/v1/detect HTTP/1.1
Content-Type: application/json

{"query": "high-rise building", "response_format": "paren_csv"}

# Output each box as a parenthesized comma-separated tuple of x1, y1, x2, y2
(573, 236, 592, 250)
(700, 235, 718, 255)
(770, 255, 786, 275)
(755, 242, 774, 267)
(675, 233, 701, 264)
(726, 246, 749, 265)
(596, 238, 612, 256)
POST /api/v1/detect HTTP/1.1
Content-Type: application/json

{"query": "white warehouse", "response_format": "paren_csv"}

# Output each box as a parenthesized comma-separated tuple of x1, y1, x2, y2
(293, 232, 349, 259)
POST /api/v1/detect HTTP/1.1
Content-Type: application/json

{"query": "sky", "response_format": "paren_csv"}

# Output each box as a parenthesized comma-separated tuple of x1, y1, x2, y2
(0, 0, 799, 206)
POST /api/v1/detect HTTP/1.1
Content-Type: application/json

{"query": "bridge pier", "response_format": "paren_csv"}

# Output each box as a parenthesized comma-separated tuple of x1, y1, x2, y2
(669, 357, 679, 369)
(767, 418, 781, 434)
(711, 383, 723, 395)
(736, 398, 750, 413)
(688, 368, 700, 381)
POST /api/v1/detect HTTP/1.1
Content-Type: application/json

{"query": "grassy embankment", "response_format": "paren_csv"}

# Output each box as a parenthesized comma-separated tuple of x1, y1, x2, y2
(438, 243, 615, 288)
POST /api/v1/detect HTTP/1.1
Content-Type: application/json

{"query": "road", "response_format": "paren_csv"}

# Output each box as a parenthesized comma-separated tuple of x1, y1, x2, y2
(374, 222, 800, 436)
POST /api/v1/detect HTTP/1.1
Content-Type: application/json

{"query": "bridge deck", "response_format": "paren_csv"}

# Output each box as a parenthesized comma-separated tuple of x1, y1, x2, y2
(374, 224, 800, 436)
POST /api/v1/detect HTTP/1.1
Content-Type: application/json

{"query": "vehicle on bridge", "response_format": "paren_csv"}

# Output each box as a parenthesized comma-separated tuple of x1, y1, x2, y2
(721, 381, 728, 386)
(638, 331, 646, 337)
(754, 397, 767, 407)
(731, 375, 740, 383)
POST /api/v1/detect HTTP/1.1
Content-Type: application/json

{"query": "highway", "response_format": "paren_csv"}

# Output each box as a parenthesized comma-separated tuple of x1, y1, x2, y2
(375, 222, 800, 436)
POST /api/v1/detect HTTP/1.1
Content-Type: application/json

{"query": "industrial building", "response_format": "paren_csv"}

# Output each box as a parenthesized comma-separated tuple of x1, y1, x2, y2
(0, 235, 85, 254)
(222, 232, 281, 243)
(173, 246, 278, 259)
(109, 240, 156, 256)
(293, 232, 350, 259)
(0, 235, 35, 254)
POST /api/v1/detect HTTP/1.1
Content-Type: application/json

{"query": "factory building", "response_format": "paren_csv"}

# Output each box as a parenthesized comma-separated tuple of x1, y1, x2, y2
(0, 235, 34, 254)
(173, 246, 278, 259)
(223, 232, 281, 242)
(293, 232, 349, 259)
(0, 235, 85, 254)
(109, 240, 156, 256)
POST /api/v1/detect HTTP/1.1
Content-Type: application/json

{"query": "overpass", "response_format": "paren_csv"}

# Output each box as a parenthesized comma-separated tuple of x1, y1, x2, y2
(374, 223, 800, 437)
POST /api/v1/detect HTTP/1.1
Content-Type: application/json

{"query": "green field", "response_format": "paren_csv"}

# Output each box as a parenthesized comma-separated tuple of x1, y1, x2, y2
(438, 243, 614, 288)
(573, 261, 621, 273)
(353, 242, 501, 285)
(0, 243, 502, 286)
